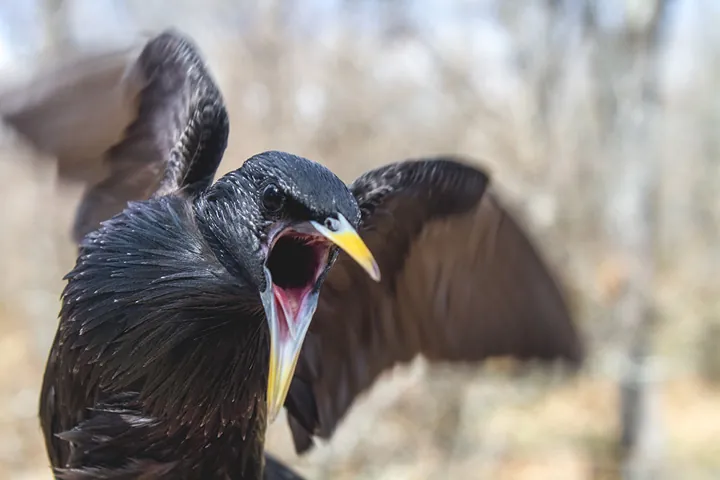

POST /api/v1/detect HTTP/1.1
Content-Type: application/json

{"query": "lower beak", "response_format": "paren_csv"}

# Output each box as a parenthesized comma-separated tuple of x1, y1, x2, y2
(260, 268, 320, 423)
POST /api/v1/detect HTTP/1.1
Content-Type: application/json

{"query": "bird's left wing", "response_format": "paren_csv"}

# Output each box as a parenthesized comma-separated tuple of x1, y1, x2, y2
(284, 157, 584, 453)
(0, 29, 228, 242)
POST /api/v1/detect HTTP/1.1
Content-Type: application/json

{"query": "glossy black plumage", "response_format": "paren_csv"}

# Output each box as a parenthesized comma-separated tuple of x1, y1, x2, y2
(42, 159, 346, 478)
(2, 30, 584, 479)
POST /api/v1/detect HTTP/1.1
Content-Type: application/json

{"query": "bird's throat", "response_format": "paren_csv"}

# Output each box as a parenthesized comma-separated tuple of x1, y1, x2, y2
(272, 284, 315, 341)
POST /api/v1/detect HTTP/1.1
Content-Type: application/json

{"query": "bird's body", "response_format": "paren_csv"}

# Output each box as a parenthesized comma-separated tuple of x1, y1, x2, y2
(42, 195, 270, 479)
(2, 31, 584, 479)
(43, 149, 372, 479)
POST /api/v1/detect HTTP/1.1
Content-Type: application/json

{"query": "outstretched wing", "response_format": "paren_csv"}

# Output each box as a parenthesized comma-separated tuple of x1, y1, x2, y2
(0, 29, 228, 242)
(285, 157, 584, 453)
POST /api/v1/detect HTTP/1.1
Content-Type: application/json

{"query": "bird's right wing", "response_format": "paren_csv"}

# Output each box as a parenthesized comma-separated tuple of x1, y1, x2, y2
(285, 157, 584, 453)
(0, 29, 228, 242)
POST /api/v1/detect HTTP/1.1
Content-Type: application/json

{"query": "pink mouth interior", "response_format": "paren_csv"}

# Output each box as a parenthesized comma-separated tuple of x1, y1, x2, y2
(272, 285, 313, 339)
(266, 231, 328, 340)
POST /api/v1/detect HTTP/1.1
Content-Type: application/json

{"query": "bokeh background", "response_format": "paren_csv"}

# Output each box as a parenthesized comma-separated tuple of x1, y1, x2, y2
(1, 0, 719, 479)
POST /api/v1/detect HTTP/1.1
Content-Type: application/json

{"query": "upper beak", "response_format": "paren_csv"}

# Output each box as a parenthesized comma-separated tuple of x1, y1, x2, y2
(261, 214, 380, 423)
(310, 213, 381, 282)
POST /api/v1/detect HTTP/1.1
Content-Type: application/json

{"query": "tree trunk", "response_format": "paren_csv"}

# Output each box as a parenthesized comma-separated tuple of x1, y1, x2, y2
(594, 1, 669, 478)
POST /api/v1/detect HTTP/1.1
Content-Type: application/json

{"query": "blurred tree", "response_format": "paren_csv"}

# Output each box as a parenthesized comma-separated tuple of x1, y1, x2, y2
(591, 1, 670, 479)
(41, 0, 72, 57)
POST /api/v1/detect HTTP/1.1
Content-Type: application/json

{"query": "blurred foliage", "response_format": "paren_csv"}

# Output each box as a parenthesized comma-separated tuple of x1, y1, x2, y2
(1, 0, 719, 479)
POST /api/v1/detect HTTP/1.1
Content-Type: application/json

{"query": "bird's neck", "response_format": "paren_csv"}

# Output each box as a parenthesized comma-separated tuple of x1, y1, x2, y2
(194, 189, 266, 288)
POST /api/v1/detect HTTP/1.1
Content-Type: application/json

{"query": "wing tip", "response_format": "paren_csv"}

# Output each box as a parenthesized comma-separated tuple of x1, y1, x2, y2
(484, 189, 587, 369)
(287, 414, 316, 455)
(139, 28, 208, 73)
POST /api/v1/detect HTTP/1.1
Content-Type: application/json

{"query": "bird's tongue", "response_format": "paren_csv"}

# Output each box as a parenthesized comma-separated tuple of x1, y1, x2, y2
(272, 285, 313, 340)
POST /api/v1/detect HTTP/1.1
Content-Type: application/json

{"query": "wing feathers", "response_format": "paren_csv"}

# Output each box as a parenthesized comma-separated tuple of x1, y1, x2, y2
(286, 157, 583, 453)
(0, 30, 228, 243)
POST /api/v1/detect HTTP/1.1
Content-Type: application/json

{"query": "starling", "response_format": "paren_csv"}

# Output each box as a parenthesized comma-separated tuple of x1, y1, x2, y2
(1, 30, 583, 479)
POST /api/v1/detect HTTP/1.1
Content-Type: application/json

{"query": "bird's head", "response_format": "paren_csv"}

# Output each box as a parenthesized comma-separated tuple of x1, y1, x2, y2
(195, 151, 380, 421)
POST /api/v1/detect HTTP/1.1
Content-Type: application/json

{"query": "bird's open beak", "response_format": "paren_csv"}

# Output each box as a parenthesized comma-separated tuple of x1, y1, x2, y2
(261, 214, 380, 423)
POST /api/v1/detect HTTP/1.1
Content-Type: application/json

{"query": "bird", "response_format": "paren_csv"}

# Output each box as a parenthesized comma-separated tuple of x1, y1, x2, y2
(1, 30, 584, 479)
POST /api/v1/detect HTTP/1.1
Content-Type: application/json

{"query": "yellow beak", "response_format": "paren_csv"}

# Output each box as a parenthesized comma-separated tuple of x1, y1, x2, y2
(262, 214, 380, 423)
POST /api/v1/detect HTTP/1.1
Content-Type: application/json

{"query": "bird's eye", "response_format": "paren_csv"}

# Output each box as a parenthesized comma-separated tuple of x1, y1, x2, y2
(324, 216, 341, 232)
(262, 184, 285, 213)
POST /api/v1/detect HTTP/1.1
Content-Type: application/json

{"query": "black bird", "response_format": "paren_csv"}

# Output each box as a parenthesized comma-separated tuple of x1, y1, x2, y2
(1, 31, 584, 479)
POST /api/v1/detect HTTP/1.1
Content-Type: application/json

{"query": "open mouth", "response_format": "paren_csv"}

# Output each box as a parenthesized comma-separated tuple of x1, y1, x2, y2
(265, 230, 329, 340)
(260, 214, 380, 423)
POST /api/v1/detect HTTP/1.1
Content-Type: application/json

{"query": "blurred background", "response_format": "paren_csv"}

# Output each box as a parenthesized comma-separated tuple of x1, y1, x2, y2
(0, 0, 719, 479)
